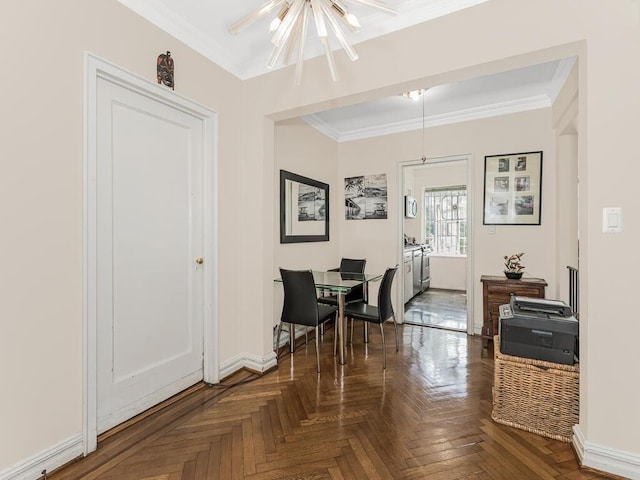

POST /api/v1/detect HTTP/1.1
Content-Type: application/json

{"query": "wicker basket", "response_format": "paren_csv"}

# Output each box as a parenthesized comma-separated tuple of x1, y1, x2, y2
(492, 336, 579, 442)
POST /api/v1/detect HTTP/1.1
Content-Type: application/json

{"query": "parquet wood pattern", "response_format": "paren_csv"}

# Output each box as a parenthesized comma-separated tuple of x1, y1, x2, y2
(48, 325, 622, 480)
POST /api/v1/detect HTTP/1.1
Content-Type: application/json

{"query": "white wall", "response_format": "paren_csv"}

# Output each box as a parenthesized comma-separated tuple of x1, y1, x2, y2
(338, 109, 554, 331)
(273, 119, 340, 326)
(405, 161, 468, 291)
(242, 1, 640, 474)
(403, 161, 468, 244)
(552, 63, 580, 305)
(0, 0, 245, 472)
(3, 0, 640, 478)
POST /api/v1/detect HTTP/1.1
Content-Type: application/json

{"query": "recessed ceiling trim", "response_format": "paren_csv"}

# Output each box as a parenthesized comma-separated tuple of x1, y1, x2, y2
(118, 0, 242, 78)
(304, 94, 551, 142)
(302, 115, 342, 142)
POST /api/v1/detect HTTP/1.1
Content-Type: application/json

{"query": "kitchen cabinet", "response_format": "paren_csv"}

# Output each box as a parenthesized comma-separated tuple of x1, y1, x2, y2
(480, 275, 547, 347)
(403, 251, 413, 304)
(403, 246, 421, 304)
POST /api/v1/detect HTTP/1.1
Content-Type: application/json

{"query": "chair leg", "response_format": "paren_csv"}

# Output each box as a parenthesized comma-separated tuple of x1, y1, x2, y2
(275, 322, 284, 360)
(379, 323, 386, 369)
(289, 324, 295, 353)
(333, 314, 338, 356)
(315, 326, 320, 373)
(350, 318, 354, 343)
(392, 315, 399, 351)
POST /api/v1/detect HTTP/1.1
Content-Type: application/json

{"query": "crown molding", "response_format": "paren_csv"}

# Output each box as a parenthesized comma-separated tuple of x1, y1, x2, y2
(548, 56, 577, 104)
(304, 95, 551, 143)
(117, 0, 244, 78)
(118, 0, 491, 80)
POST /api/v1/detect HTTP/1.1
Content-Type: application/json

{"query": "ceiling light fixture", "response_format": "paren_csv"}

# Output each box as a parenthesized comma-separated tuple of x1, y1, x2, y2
(402, 89, 424, 102)
(419, 88, 427, 162)
(229, 0, 397, 84)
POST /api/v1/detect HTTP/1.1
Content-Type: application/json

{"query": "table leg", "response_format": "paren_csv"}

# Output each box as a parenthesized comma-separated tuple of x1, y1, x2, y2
(363, 281, 370, 343)
(338, 293, 346, 365)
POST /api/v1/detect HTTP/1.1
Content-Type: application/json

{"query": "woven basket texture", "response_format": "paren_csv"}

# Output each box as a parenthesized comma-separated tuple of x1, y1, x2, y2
(492, 336, 579, 443)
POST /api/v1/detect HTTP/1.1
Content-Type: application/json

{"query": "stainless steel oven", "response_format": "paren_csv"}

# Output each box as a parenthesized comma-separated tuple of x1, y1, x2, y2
(412, 249, 422, 297)
(420, 246, 431, 291)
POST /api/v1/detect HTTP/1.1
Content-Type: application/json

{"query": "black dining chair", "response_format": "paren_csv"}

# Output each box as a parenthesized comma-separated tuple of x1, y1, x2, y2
(317, 258, 366, 354)
(317, 258, 367, 306)
(277, 268, 339, 373)
(343, 266, 399, 369)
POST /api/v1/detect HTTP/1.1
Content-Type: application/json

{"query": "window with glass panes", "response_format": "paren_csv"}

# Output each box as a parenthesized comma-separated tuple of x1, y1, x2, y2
(424, 186, 467, 255)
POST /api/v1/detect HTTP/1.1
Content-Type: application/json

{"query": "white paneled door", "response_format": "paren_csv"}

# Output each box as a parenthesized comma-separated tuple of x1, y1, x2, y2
(95, 76, 205, 434)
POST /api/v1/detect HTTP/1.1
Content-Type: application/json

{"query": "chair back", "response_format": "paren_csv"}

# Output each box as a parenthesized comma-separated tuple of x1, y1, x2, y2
(340, 258, 366, 274)
(280, 268, 320, 327)
(340, 258, 366, 303)
(377, 266, 398, 322)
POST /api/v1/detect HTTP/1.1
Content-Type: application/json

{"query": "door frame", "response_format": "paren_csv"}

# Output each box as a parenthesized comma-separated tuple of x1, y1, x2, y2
(83, 53, 219, 454)
(397, 153, 475, 335)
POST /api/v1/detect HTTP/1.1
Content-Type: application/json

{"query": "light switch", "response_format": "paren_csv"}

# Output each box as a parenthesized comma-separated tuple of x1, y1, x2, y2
(603, 207, 622, 233)
(489, 225, 496, 235)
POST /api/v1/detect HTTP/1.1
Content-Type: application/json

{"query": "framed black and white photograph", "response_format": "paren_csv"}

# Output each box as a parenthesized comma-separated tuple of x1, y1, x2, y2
(483, 151, 542, 225)
(345, 173, 388, 220)
(297, 184, 325, 222)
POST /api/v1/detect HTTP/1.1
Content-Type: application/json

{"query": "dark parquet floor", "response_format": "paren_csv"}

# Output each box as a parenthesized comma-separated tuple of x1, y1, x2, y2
(48, 325, 620, 480)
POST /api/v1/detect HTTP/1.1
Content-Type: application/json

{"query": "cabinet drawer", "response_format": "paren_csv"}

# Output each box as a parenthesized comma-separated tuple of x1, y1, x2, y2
(486, 285, 544, 298)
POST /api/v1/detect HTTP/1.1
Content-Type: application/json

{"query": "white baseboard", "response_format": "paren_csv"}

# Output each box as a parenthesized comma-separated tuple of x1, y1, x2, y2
(219, 351, 278, 380)
(0, 435, 83, 480)
(243, 352, 278, 373)
(574, 425, 640, 479)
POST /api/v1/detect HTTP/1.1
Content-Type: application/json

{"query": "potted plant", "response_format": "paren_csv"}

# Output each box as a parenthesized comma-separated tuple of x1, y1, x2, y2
(504, 252, 525, 279)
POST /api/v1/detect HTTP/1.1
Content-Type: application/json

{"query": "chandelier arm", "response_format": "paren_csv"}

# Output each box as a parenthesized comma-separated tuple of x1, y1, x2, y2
(283, 9, 304, 66)
(319, 1, 358, 61)
(347, 0, 397, 15)
(310, 0, 328, 37)
(228, 0, 287, 35)
(269, 3, 291, 33)
(271, 0, 305, 47)
(322, 38, 339, 82)
(268, 7, 302, 71)
(330, 0, 360, 32)
(295, 4, 311, 85)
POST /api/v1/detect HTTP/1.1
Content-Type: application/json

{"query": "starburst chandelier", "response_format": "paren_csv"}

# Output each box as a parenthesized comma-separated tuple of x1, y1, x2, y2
(229, 0, 397, 84)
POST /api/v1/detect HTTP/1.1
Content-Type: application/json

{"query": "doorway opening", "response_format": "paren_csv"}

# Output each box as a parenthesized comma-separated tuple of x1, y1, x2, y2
(399, 154, 473, 334)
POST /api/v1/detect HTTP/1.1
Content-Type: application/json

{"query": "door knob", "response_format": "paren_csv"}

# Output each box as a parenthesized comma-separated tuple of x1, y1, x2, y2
(196, 258, 204, 264)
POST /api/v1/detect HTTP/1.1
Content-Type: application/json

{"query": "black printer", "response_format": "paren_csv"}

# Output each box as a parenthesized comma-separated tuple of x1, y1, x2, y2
(499, 296, 579, 365)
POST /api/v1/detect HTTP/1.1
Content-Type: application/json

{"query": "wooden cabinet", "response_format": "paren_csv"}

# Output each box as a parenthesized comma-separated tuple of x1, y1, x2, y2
(480, 275, 547, 346)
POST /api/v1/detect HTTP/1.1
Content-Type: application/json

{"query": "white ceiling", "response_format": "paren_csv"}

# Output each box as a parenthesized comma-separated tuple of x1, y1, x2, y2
(118, 0, 491, 79)
(304, 57, 575, 142)
(117, 0, 575, 142)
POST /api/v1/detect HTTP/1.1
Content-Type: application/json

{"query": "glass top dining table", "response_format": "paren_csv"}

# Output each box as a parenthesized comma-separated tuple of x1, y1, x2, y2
(274, 270, 383, 365)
